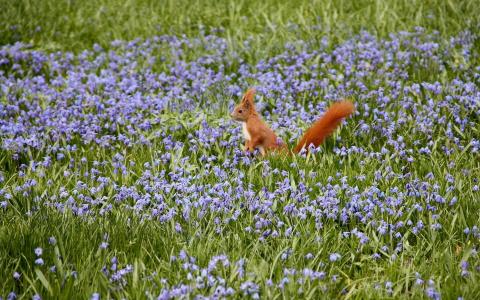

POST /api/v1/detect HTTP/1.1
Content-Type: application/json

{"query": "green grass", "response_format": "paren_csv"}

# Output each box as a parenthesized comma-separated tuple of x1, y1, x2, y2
(1, 0, 479, 53)
(1, 0, 480, 299)
(1, 108, 479, 298)
(0, 138, 480, 299)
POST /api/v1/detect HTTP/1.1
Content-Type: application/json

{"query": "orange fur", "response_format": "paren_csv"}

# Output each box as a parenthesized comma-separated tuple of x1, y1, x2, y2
(231, 88, 354, 155)
(293, 101, 355, 153)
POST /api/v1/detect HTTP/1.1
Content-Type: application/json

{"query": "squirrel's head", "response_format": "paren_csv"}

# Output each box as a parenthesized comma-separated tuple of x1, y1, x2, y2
(230, 88, 256, 122)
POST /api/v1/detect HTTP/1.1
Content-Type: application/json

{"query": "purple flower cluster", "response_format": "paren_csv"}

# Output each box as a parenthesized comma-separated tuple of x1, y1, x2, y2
(1, 27, 479, 298)
(141, 250, 338, 299)
(0, 29, 478, 155)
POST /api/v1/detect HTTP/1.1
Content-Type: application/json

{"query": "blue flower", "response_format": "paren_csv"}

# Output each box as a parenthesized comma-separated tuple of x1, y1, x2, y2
(34, 248, 43, 256)
(329, 253, 341, 262)
(91, 293, 100, 300)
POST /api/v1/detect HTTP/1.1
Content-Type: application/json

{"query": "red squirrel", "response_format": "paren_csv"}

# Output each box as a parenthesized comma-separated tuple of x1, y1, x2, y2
(230, 88, 355, 155)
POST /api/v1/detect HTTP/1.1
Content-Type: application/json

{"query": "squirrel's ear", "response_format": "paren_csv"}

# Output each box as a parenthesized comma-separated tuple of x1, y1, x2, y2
(242, 88, 256, 106)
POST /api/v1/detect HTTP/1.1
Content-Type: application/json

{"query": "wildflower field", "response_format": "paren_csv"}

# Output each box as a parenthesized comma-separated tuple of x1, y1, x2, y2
(1, 0, 479, 299)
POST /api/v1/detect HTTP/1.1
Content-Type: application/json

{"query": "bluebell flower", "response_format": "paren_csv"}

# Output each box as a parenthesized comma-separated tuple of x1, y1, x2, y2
(329, 253, 341, 262)
(7, 292, 17, 300)
(90, 293, 100, 300)
(34, 247, 43, 256)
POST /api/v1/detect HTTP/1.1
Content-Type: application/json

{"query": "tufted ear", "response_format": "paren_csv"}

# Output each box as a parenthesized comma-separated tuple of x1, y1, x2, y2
(241, 88, 256, 108)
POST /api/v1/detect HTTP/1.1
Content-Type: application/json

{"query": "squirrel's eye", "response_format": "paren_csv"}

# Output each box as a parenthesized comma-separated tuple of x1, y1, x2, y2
(238, 109, 243, 113)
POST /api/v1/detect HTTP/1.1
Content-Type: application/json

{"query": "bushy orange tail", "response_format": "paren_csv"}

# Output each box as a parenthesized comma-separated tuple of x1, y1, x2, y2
(293, 100, 355, 153)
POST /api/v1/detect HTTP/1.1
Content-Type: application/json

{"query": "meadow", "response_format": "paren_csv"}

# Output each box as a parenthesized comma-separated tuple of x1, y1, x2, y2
(1, 0, 479, 299)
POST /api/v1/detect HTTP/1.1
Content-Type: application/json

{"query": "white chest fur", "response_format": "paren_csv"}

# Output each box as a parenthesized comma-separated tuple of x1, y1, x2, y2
(242, 122, 251, 141)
